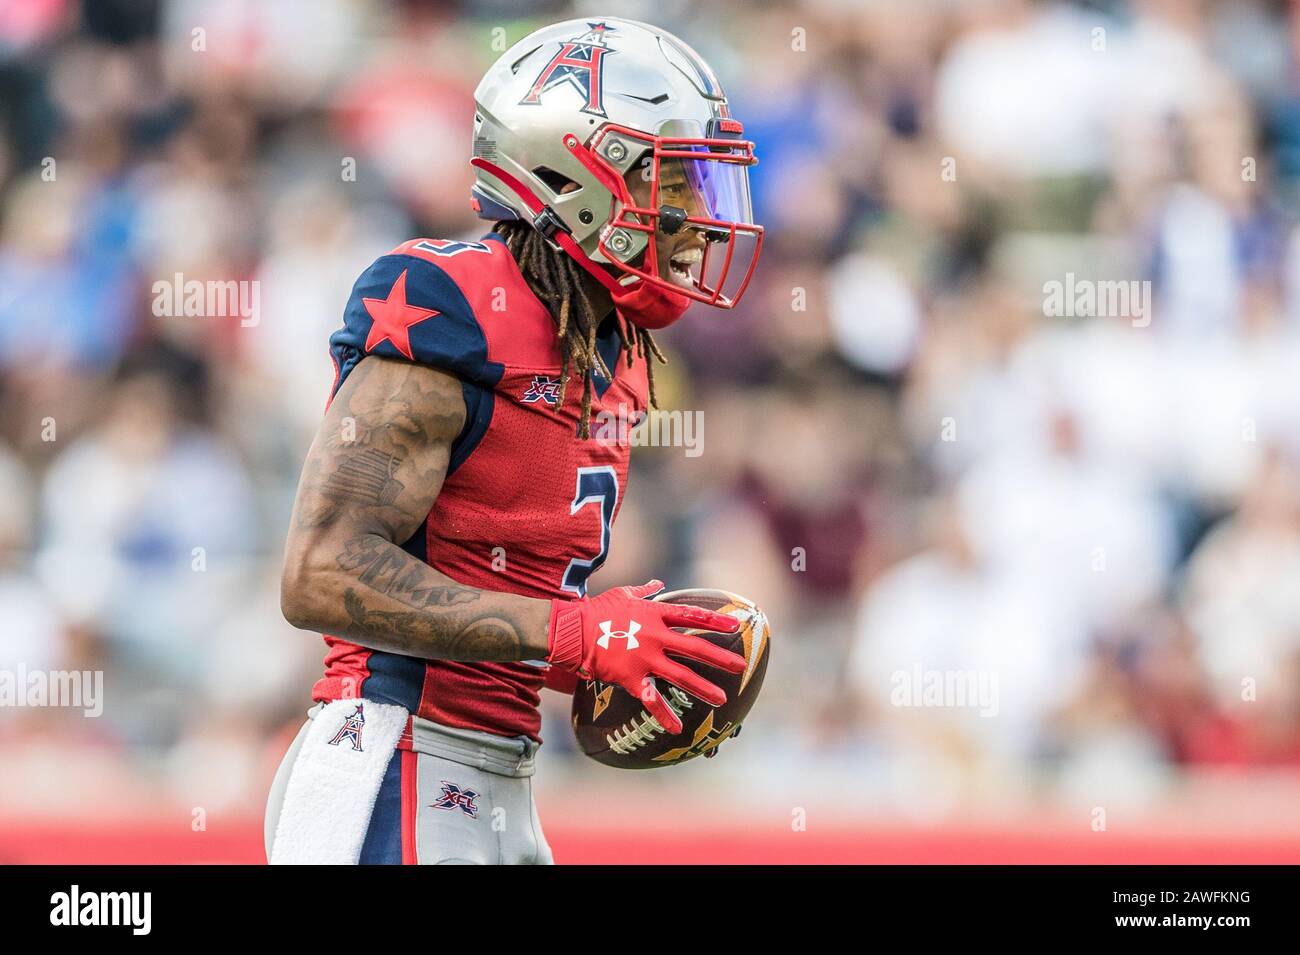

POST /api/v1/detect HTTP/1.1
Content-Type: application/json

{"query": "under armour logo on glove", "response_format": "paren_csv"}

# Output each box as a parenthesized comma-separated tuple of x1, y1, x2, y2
(546, 580, 746, 735)
(596, 619, 641, 650)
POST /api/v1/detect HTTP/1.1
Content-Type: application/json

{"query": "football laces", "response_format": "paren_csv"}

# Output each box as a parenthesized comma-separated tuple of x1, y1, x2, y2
(607, 685, 695, 754)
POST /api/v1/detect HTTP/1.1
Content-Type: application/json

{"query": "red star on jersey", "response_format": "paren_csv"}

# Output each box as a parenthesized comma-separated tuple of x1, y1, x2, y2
(362, 269, 438, 360)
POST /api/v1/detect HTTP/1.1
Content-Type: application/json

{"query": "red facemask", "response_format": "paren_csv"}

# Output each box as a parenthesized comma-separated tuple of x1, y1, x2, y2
(563, 125, 762, 312)
(470, 127, 756, 330)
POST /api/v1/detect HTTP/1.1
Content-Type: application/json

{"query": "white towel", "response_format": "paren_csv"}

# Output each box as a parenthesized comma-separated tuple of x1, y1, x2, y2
(270, 698, 409, 865)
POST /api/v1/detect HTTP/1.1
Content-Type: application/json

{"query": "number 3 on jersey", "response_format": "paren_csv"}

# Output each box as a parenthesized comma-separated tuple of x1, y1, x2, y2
(561, 466, 618, 597)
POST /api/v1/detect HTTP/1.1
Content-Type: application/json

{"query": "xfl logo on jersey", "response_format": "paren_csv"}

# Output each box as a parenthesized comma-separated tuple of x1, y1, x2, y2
(522, 375, 563, 406)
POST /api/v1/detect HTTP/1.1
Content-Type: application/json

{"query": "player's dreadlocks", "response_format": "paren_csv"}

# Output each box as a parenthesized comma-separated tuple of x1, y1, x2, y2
(494, 219, 665, 438)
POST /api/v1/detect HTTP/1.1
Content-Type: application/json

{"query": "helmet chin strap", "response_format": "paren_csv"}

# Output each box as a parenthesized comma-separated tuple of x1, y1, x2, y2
(470, 157, 692, 330)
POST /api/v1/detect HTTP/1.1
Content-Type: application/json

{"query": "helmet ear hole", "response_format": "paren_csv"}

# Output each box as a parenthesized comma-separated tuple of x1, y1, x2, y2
(532, 166, 581, 196)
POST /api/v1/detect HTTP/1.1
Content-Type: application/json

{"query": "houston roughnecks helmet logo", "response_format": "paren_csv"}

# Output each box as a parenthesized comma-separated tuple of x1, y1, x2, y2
(327, 704, 366, 751)
(519, 21, 617, 118)
(433, 781, 480, 817)
(597, 619, 640, 650)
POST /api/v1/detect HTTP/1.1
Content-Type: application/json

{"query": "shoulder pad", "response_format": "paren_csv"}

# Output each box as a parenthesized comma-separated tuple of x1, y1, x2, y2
(329, 240, 508, 388)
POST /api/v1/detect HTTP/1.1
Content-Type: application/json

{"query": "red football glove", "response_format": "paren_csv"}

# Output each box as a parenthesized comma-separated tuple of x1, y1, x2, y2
(547, 580, 746, 734)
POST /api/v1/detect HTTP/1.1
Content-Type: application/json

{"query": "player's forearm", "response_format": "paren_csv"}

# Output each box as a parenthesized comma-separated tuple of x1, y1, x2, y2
(280, 531, 552, 661)
(279, 357, 553, 660)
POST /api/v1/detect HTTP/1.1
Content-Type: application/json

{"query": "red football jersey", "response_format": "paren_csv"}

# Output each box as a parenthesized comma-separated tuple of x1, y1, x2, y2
(311, 234, 649, 741)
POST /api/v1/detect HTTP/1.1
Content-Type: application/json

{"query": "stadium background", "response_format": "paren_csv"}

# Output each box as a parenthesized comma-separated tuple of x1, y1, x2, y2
(2, 0, 1299, 863)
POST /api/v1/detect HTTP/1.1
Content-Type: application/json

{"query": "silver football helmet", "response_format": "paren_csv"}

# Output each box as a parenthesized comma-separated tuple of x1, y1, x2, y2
(471, 17, 762, 308)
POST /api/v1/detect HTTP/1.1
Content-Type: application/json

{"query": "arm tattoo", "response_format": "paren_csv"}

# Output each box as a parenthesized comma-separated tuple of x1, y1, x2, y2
(319, 448, 405, 507)
(338, 535, 479, 610)
(292, 359, 440, 532)
(342, 588, 526, 661)
(284, 356, 550, 663)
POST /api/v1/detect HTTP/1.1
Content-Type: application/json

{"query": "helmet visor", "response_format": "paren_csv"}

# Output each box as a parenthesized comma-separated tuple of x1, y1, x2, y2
(582, 122, 764, 307)
(669, 145, 756, 226)
(657, 148, 760, 305)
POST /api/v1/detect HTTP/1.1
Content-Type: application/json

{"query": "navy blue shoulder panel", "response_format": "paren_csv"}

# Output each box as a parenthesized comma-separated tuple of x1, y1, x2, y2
(328, 252, 505, 399)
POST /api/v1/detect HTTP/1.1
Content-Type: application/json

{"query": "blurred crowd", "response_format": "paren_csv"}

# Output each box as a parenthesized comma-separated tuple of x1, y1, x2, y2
(2, 0, 1299, 818)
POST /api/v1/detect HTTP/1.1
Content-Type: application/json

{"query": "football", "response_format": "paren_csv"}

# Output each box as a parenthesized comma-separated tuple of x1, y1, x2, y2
(570, 588, 771, 769)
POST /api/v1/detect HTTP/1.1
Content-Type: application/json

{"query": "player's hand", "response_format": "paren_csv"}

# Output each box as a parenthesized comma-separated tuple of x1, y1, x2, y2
(546, 579, 746, 734)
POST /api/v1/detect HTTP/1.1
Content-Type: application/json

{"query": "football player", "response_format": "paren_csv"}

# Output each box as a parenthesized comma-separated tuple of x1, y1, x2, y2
(266, 17, 763, 865)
